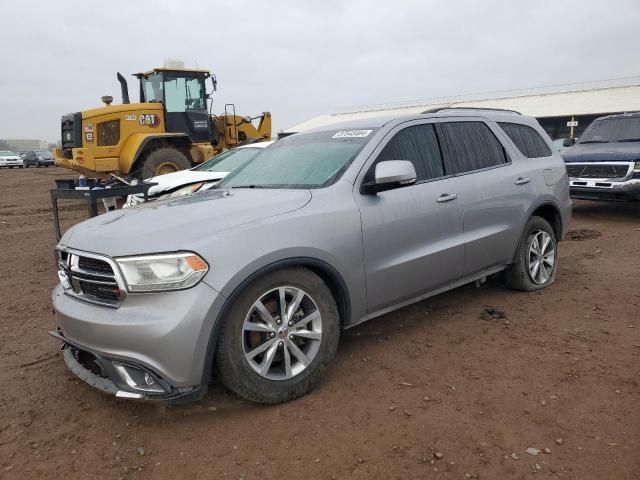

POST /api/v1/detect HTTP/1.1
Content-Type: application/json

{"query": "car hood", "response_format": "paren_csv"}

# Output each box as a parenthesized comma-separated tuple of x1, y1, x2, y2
(61, 188, 312, 256)
(563, 142, 640, 163)
(145, 170, 229, 196)
(0, 155, 21, 160)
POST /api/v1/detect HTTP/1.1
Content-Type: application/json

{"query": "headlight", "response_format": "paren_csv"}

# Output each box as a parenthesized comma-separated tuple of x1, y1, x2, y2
(115, 252, 208, 292)
(634, 161, 640, 172)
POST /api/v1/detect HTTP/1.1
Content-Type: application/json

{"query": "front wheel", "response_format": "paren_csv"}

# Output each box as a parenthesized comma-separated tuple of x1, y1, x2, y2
(138, 147, 191, 179)
(215, 267, 340, 403)
(504, 216, 558, 291)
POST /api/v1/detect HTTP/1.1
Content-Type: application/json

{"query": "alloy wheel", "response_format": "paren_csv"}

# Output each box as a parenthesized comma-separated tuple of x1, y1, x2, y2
(527, 230, 555, 285)
(242, 286, 323, 380)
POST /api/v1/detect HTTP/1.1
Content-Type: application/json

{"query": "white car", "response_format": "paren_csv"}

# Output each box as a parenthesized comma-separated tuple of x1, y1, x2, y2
(0, 150, 24, 168)
(124, 141, 274, 207)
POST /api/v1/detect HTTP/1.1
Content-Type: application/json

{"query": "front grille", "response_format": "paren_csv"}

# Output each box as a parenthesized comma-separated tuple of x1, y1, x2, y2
(78, 256, 113, 274)
(57, 249, 122, 307)
(78, 280, 121, 301)
(566, 163, 630, 180)
(60, 112, 82, 159)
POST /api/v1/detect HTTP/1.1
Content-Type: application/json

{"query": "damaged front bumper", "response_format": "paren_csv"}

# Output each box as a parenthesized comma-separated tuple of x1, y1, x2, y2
(50, 328, 205, 402)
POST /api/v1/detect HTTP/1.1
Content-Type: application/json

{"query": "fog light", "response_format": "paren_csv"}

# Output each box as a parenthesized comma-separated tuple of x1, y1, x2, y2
(113, 363, 165, 393)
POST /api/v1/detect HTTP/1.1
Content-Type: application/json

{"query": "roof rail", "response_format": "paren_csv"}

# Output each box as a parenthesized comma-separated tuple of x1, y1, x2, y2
(422, 107, 522, 115)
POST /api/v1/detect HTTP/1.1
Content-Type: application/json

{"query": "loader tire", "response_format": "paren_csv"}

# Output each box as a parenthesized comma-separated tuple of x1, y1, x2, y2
(138, 147, 191, 179)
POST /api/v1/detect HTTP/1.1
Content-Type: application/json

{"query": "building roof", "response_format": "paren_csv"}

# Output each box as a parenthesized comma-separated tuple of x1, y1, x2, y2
(285, 76, 640, 133)
(134, 67, 210, 77)
(297, 108, 539, 135)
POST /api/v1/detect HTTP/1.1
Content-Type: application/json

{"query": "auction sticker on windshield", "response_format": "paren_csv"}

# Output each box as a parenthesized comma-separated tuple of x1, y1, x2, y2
(332, 129, 372, 138)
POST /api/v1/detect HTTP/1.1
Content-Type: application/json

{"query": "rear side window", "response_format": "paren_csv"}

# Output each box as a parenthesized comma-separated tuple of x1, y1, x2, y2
(438, 121, 507, 174)
(499, 122, 551, 158)
(372, 124, 444, 182)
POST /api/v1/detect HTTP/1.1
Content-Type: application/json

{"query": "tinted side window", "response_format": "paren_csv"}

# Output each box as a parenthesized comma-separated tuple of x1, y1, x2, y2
(499, 122, 551, 158)
(438, 121, 507, 174)
(371, 124, 444, 182)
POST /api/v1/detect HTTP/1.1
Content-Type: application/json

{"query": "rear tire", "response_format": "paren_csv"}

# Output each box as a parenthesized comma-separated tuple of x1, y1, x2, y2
(137, 147, 191, 179)
(215, 267, 340, 404)
(504, 216, 558, 291)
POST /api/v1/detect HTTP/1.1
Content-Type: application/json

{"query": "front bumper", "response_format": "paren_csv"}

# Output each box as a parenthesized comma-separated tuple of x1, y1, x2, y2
(52, 279, 225, 400)
(54, 147, 119, 174)
(50, 329, 205, 401)
(2, 160, 23, 166)
(569, 178, 640, 200)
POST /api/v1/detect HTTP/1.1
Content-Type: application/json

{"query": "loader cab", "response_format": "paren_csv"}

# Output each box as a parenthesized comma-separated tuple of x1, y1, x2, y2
(135, 68, 213, 143)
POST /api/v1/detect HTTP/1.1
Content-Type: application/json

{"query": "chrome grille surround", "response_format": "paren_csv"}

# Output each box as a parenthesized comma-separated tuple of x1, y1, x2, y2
(565, 162, 632, 181)
(56, 247, 127, 307)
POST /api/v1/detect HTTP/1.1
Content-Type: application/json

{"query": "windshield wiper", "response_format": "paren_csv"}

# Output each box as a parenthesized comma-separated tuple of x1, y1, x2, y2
(579, 139, 608, 144)
(617, 138, 640, 142)
(230, 185, 270, 189)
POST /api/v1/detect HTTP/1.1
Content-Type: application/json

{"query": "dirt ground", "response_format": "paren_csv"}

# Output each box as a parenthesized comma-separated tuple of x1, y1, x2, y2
(1, 167, 638, 480)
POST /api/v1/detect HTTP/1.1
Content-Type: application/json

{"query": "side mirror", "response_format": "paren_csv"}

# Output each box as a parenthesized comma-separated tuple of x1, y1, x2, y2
(562, 137, 576, 147)
(362, 160, 417, 194)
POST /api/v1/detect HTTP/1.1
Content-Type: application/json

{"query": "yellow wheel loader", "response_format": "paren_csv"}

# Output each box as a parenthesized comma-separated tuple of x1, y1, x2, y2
(54, 65, 271, 178)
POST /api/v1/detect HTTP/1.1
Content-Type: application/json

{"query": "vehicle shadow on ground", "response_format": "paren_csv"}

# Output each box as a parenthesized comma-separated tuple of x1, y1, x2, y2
(155, 279, 509, 417)
(572, 199, 640, 222)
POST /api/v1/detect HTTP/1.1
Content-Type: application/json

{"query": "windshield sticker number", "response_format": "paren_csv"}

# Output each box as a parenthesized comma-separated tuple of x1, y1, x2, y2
(332, 129, 372, 138)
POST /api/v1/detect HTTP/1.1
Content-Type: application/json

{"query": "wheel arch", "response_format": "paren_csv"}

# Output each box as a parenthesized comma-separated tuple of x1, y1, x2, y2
(511, 200, 563, 265)
(529, 201, 563, 240)
(200, 257, 351, 385)
(119, 133, 192, 174)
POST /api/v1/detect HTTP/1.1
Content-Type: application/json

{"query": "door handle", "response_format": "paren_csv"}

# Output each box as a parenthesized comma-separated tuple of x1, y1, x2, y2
(436, 193, 458, 203)
(515, 177, 531, 185)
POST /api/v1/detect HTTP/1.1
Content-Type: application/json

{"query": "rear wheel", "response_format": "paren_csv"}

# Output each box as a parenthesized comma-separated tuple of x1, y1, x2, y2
(138, 147, 191, 179)
(215, 268, 340, 403)
(504, 216, 557, 291)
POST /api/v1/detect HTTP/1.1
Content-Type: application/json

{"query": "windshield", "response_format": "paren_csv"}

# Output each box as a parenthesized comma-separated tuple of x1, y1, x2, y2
(579, 117, 640, 143)
(192, 147, 263, 172)
(218, 129, 377, 189)
(0, 151, 16, 156)
(35, 150, 51, 156)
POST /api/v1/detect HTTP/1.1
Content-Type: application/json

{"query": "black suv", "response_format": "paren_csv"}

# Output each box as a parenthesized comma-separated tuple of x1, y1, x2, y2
(23, 150, 55, 168)
(563, 112, 640, 201)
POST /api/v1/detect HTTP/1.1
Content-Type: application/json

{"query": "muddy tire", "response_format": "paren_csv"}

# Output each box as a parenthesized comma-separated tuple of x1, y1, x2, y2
(215, 267, 340, 404)
(138, 147, 191, 179)
(504, 216, 558, 291)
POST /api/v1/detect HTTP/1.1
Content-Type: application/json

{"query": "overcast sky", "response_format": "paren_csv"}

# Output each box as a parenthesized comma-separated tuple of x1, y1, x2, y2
(1, 0, 639, 142)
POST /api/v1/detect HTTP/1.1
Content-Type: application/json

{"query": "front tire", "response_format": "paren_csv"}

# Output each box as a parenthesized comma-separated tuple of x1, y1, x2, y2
(504, 216, 558, 291)
(138, 147, 191, 179)
(215, 267, 340, 404)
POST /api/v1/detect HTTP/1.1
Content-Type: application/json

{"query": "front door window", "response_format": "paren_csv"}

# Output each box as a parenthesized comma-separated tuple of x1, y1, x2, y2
(163, 75, 206, 113)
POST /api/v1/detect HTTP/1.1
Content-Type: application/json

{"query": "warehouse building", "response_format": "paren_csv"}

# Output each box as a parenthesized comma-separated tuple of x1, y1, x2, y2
(3, 138, 49, 151)
(284, 77, 640, 141)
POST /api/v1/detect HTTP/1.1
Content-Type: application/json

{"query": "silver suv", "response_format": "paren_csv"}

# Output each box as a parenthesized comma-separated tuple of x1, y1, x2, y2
(52, 109, 571, 403)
